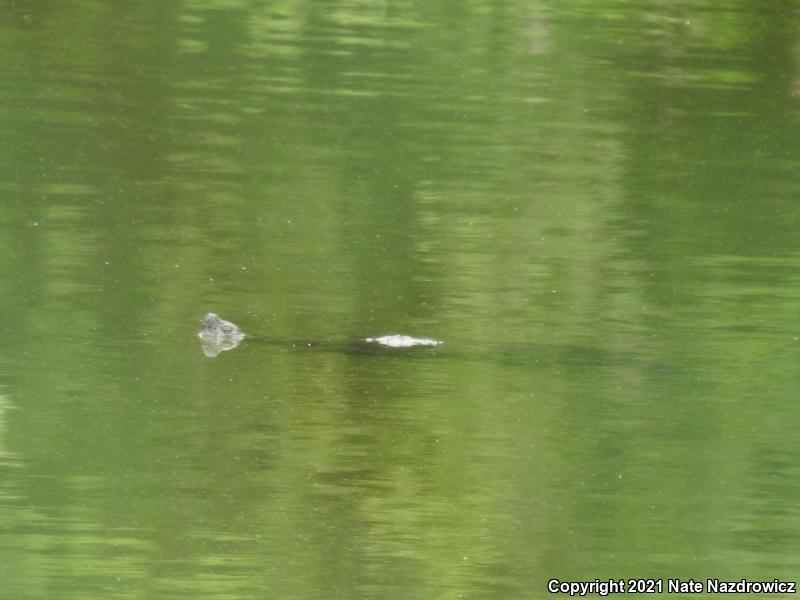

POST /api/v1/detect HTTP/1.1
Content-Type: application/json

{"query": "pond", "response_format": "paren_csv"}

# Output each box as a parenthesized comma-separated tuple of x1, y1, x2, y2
(1, 1, 800, 598)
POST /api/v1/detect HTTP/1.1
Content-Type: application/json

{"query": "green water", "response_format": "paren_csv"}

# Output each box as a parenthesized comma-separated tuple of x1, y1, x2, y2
(2, 1, 800, 598)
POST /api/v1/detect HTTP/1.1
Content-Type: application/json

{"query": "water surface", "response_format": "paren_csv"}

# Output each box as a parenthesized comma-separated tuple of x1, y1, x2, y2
(2, 1, 800, 598)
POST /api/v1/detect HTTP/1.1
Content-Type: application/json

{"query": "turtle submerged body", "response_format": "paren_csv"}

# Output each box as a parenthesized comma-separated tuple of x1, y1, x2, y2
(197, 313, 442, 358)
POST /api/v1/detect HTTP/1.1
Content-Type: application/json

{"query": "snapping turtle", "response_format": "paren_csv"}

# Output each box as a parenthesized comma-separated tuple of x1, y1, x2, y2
(198, 313, 247, 357)
(196, 314, 662, 374)
(198, 313, 442, 358)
